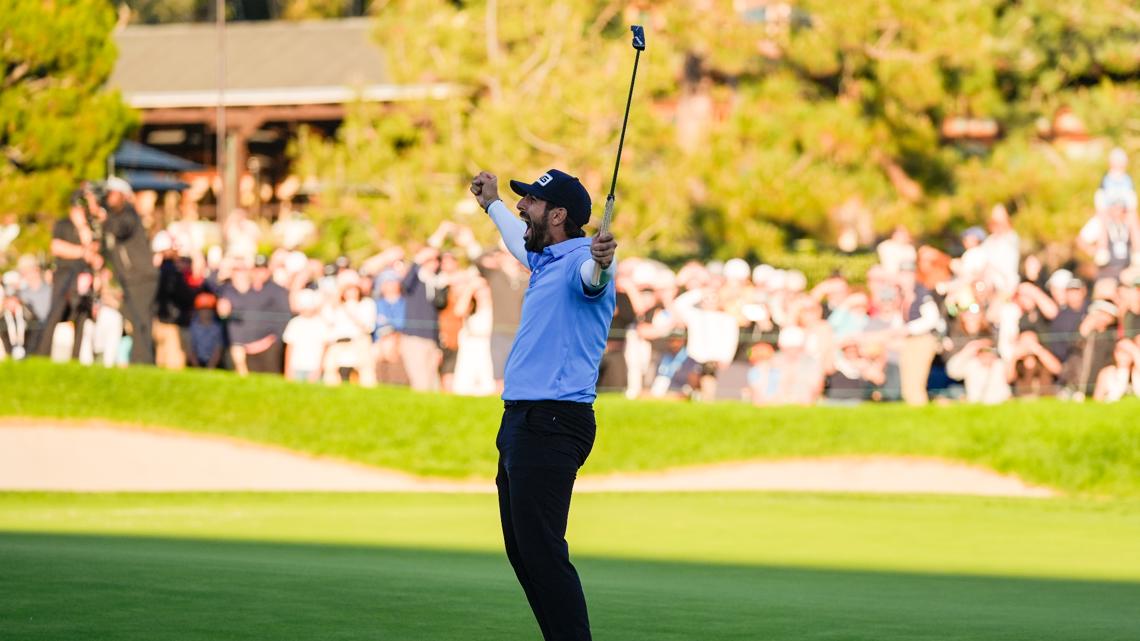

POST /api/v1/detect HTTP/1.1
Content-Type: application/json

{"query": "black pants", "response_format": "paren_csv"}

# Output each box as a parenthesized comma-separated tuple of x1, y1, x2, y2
(496, 400, 595, 641)
(121, 278, 158, 365)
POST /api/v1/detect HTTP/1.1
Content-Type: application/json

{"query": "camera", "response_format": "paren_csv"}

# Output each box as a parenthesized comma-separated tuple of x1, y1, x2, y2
(69, 180, 108, 243)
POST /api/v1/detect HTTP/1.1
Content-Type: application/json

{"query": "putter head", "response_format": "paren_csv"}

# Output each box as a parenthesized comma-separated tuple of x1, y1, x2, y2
(631, 25, 646, 51)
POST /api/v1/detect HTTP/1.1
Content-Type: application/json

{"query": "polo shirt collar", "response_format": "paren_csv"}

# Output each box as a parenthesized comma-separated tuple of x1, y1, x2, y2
(544, 237, 591, 258)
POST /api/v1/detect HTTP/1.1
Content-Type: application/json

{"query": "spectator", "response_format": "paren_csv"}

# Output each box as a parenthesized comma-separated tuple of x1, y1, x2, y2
(900, 246, 951, 405)
(35, 198, 101, 360)
(1045, 268, 1074, 308)
(997, 281, 1058, 361)
(1008, 331, 1062, 398)
(1, 271, 32, 360)
(15, 255, 50, 350)
(1078, 195, 1138, 280)
(944, 293, 1005, 402)
(1046, 278, 1087, 362)
(877, 225, 916, 275)
(1059, 300, 1119, 400)
(217, 255, 290, 376)
(283, 289, 329, 383)
(954, 226, 988, 282)
(1092, 339, 1139, 402)
(187, 292, 224, 369)
(745, 341, 780, 405)
(651, 330, 700, 399)
(982, 204, 1021, 292)
(773, 326, 824, 405)
(435, 252, 465, 393)
(152, 231, 195, 370)
(91, 270, 124, 369)
(452, 274, 496, 396)
(223, 208, 261, 261)
(673, 285, 740, 400)
(400, 246, 444, 391)
(96, 178, 159, 365)
(1095, 147, 1137, 213)
(322, 270, 376, 387)
(372, 269, 407, 385)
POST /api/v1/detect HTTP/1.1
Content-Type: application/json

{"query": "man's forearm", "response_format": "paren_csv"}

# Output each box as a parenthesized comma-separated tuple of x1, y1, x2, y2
(579, 258, 616, 292)
(485, 200, 527, 264)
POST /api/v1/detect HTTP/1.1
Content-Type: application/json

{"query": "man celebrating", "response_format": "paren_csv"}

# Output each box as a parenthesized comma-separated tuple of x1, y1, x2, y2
(470, 169, 616, 641)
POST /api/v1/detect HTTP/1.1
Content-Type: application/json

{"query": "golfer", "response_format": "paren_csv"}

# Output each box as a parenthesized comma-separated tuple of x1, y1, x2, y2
(470, 169, 616, 641)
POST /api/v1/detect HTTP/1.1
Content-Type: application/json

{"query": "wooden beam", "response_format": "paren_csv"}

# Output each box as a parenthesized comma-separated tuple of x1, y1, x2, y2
(142, 104, 348, 127)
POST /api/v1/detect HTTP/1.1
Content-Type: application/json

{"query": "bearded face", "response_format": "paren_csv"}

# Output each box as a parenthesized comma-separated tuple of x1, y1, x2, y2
(518, 196, 556, 253)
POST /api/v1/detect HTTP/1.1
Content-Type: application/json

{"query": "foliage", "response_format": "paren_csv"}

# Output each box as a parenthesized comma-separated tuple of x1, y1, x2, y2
(289, 0, 1140, 263)
(0, 0, 137, 253)
(4, 359, 1140, 497)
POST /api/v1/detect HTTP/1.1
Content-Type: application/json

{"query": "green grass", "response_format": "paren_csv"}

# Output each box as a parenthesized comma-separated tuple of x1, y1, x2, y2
(2, 492, 1139, 640)
(3, 359, 1140, 496)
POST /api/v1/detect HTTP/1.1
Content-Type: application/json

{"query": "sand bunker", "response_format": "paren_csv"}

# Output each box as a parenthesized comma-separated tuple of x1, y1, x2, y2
(0, 422, 1053, 497)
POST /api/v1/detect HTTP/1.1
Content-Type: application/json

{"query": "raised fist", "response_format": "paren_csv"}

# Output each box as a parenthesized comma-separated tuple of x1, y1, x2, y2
(470, 171, 500, 210)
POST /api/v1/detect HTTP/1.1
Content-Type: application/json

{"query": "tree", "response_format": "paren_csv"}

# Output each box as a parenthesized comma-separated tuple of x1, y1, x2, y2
(292, 0, 1140, 263)
(1, 0, 136, 252)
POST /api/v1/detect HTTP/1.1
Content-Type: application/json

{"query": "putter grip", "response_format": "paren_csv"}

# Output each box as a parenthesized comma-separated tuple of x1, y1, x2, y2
(590, 196, 616, 287)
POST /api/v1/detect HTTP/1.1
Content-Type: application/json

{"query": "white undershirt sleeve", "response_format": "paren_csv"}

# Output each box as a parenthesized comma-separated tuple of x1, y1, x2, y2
(485, 200, 528, 265)
(579, 257, 616, 293)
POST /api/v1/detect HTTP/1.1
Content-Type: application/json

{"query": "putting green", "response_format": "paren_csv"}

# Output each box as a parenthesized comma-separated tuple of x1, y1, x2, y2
(2, 492, 1138, 640)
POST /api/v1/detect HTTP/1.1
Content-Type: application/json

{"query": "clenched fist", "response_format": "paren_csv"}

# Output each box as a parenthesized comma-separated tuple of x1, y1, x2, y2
(591, 231, 617, 269)
(470, 171, 501, 210)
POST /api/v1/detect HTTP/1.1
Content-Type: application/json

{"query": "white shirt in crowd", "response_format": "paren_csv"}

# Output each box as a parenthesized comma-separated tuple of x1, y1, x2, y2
(673, 289, 740, 365)
(282, 314, 330, 373)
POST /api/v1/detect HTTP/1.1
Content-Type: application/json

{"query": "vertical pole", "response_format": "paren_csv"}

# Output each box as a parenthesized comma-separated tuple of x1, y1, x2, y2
(215, 0, 227, 225)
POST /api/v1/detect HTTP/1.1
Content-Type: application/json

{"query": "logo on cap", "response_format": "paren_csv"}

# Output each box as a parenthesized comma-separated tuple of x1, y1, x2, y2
(537, 173, 554, 186)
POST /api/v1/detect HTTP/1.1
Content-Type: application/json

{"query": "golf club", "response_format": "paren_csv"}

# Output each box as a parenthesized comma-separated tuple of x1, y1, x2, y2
(591, 24, 645, 287)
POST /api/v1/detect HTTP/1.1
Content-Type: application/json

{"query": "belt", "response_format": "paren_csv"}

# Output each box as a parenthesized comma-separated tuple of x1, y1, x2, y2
(503, 399, 592, 409)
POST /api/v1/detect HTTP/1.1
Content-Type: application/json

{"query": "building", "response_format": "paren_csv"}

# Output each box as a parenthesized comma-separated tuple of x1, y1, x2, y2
(109, 18, 455, 219)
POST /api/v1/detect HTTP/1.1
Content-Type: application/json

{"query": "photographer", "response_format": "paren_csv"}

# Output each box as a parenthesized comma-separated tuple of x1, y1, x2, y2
(34, 195, 103, 359)
(89, 177, 159, 365)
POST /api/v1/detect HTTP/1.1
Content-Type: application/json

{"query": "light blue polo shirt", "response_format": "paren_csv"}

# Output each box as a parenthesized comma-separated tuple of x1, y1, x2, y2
(502, 237, 616, 403)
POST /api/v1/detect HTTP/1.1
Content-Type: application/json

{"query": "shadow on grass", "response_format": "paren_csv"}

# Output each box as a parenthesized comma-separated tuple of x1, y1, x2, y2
(1, 532, 1137, 641)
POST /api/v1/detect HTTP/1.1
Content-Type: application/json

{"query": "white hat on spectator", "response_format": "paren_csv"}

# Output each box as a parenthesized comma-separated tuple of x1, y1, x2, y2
(752, 264, 774, 286)
(336, 269, 362, 292)
(786, 270, 808, 292)
(768, 269, 788, 290)
(777, 326, 806, 350)
(1046, 269, 1073, 290)
(104, 176, 134, 197)
(1088, 300, 1119, 318)
(724, 258, 750, 283)
(632, 262, 658, 288)
(285, 250, 308, 274)
(295, 288, 320, 312)
(151, 230, 174, 253)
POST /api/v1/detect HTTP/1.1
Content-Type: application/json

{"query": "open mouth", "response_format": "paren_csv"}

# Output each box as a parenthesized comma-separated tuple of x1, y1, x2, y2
(523, 221, 533, 242)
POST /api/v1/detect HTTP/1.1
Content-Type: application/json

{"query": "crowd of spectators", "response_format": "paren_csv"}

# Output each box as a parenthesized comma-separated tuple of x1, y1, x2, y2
(2, 149, 1139, 406)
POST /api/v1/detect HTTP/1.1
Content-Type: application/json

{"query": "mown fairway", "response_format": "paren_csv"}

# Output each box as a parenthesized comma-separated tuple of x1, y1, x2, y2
(2, 492, 1139, 641)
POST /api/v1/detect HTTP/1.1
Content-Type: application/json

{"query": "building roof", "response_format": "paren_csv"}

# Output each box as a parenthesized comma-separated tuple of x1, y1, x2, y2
(109, 18, 454, 109)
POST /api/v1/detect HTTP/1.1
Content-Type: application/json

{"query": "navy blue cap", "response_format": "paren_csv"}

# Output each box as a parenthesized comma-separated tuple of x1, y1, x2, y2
(509, 169, 592, 227)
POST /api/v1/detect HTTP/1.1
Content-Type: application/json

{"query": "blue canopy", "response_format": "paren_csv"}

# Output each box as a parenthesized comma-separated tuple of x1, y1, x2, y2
(113, 140, 203, 172)
(120, 170, 189, 193)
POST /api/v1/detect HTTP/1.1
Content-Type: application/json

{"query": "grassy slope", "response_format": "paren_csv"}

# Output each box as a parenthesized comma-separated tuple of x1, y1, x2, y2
(3, 359, 1140, 496)
(2, 492, 1139, 641)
